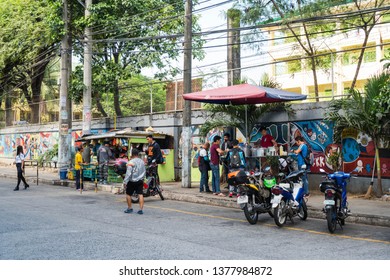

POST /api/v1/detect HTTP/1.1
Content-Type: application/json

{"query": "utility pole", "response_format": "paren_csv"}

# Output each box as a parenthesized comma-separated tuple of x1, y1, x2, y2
(58, 0, 72, 172)
(83, 0, 92, 135)
(227, 9, 241, 86)
(182, 0, 192, 188)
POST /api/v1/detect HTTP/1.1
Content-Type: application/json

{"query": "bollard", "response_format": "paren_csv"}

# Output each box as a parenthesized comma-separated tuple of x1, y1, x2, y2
(80, 166, 83, 194)
(94, 165, 98, 193)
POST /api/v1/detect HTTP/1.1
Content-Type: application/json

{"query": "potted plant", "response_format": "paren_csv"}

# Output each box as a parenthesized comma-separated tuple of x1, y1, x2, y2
(327, 151, 341, 171)
(264, 155, 280, 176)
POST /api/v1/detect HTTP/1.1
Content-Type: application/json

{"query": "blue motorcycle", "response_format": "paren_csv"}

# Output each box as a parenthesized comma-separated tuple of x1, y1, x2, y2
(270, 168, 308, 227)
(319, 168, 356, 233)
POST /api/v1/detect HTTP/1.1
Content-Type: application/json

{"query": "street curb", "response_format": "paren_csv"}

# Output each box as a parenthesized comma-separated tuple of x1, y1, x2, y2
(2, 173, 389, 228)
(164, 191, 390, 228)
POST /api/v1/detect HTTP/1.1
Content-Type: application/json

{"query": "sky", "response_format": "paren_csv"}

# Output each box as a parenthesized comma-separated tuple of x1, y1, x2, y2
(189, 0, 267, 89)
(143, 0, 267, 90)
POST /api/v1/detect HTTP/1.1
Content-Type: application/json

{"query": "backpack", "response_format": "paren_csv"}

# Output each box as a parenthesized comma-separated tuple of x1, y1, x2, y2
(229, 148, 242, 169)
(156, 151, 164, 164)
(303, 146, 314, 166)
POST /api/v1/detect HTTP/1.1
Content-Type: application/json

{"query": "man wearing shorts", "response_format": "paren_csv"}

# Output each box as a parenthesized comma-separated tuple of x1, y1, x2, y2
(123, 149, 146, 214)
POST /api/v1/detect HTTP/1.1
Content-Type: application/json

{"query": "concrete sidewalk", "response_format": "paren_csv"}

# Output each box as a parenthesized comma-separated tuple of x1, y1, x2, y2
(1, 165, 390, 227)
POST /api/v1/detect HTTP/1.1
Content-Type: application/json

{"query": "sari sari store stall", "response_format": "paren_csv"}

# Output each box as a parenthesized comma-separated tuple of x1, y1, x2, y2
(77, 128, 175, 183)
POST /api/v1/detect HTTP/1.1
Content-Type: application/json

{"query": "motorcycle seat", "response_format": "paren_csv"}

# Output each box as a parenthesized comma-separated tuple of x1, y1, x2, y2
(278, 183, 294, 193)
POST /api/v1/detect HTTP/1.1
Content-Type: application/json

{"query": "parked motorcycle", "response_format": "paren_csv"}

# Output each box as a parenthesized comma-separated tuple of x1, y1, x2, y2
(271, 168, 308, 227)
(319, 168, 356, 233)
(234, 169, 275, 224)
(131, 162, 164, 203)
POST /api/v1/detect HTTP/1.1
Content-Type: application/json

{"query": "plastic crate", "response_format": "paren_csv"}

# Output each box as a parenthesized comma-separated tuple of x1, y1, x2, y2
(108, 167, 118, 176)
(82, 166, 98, 180)
(108, 175, 123, 183)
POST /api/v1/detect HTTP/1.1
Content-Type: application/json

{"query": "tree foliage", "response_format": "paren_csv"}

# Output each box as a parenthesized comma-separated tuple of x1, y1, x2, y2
(325, 71, 390, 197)
(233, 0, 388, 98)
(70, 0, 204, 117)
(0, 0, 62, 123)
(70, 69, 166, 116)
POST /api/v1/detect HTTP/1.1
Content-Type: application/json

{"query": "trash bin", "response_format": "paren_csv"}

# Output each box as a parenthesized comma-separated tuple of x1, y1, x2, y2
(59, 169, 68, 180)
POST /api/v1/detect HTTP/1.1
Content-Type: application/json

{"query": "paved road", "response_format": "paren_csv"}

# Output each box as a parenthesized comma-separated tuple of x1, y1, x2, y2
(1, 179, 389, 260)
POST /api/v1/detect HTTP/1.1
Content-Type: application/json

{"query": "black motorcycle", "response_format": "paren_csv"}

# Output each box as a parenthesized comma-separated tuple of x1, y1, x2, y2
(234, 169, 275, 224)
(131, 162, 164, 203)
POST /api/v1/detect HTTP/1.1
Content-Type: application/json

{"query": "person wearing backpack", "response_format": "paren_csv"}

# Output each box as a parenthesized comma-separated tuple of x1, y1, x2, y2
(198, 142, 212, 193)
(226, 140, 246, 197)
(293, 136, 310, 197)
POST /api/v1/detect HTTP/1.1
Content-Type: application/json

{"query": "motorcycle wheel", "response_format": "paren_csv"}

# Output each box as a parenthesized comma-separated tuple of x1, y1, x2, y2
(326, 208, 337, 233)
(131, 192, 139, 203)
(298, 199, 308, 220)
(243, 196, 259, 225)
(156, 184, 164, 200)
(274, 199, 287, 227)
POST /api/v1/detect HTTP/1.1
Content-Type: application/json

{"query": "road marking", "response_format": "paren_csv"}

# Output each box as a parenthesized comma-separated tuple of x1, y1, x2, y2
(148, 205, 390, 245)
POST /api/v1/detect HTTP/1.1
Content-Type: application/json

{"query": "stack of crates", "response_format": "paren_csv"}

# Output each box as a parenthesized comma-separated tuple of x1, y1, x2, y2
(108, 166, 123, 183)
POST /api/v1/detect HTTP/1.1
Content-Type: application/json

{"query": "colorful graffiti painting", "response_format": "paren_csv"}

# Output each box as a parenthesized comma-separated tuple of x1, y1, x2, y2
(250, 121, 390, 178)
(0, 129, 107, 160)
(0, 132, 59, 160)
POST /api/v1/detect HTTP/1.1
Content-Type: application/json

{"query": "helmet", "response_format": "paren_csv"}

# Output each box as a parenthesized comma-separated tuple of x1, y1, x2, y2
(113, 159, 128, 175)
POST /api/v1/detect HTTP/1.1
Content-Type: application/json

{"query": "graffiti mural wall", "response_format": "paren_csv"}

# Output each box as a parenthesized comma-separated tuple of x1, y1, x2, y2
(0, 129, 107, 160)
(250, 120, 390, 179)
(0, 132, 59, 160)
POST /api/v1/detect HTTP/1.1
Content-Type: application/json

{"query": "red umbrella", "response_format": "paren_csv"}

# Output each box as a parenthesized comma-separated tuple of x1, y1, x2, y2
(183, 83, 307, 104)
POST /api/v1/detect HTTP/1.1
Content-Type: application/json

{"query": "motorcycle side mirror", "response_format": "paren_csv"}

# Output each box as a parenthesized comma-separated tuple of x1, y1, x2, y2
(264, 166, 271, 172)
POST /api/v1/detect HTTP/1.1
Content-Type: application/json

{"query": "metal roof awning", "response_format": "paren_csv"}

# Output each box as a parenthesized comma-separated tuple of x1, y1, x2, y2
(76, 128, 168, 142)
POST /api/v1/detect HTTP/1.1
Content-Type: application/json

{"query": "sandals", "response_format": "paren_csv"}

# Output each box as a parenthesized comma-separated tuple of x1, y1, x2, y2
(213, 192, 226, 197)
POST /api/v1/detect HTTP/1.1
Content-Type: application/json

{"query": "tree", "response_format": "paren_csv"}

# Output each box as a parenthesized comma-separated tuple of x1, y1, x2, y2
(325, 71, 390, 197)
(337, 0, 388, 91)
(70, 0, 204, 117)
(70, 71, 166, 116)
(233, 0, 388, 98)
(0, 0, 62, 123)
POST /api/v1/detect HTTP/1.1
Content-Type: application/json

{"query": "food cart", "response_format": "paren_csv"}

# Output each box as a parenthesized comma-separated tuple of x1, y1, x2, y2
(76, 128, 175, 183)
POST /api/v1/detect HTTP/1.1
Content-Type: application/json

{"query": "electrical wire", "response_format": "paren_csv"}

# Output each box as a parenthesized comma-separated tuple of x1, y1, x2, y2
(83, 5, 390, 44)
(2, 2, 390, 103)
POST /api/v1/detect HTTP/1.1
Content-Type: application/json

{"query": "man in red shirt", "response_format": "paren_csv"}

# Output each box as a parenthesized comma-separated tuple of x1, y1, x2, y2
(210, 136, 225, 196)
(259, 126, 278, 149)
